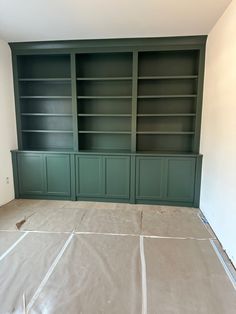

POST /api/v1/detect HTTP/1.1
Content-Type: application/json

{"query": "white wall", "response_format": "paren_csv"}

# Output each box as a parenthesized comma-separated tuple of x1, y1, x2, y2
(0, 39, 17, 206)
(0, 0, 232, 42)
(200, 0, 236, 267)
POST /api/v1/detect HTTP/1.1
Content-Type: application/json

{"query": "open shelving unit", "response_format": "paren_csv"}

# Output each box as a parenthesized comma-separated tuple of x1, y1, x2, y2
(76, 52, 133, 152)
(12, 38, 205, 155)
(17, 54, 73, 151)
(136, 50, 199, 153)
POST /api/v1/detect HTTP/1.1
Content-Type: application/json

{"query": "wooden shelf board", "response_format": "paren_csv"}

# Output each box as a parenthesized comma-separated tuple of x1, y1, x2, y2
(77, 96, 132, 99)
(22, 130, 73, 133)
(78, 114, 132, 117)
(135, 150, 196, 155)
(21, 113, 73, 117)
(18, 78, 71, 82)
(138, 95, 197, 99)
(137, 131, 195, 135)
(77, 77, 132, 81)
(20, 96, 72, 99)
(138, 75, 198, 80)
(20, 147, 74, 152)
(78, 149, 132, 154)
(137, 113, 196, 117)
(78, 131, 131, 134)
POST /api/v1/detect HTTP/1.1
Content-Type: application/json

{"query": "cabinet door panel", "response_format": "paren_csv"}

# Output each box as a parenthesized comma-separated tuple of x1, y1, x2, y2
(76, 156, 103, 197)
(166, 158, 195, 202)
(45, 155, 71, 196)
(17, 154, 44, 195)
(136, 157, 164, 200)
(105, 156, 130, 198)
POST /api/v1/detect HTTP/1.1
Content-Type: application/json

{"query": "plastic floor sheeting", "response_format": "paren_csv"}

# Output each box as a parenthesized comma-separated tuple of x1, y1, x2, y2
(0, 200, 235, 314)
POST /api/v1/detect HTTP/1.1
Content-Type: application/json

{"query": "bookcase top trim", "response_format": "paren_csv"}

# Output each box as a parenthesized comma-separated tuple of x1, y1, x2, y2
(9, 36, 207, 53)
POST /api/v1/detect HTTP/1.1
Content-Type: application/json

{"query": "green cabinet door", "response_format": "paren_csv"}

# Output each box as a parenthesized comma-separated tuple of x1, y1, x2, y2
(136, 157, 164, 200)
(17, 154, 44, 195)
(45, 155, 71, 196)
(166, 158, 196, 202)
(76, 155, 103, 197)
(104, 156, 130, 199)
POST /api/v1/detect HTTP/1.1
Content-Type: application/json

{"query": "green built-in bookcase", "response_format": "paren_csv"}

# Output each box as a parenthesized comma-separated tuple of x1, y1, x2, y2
(76, 52, 133, 151)
(10, 36, 206, 206)
(16, 54, 74, 151)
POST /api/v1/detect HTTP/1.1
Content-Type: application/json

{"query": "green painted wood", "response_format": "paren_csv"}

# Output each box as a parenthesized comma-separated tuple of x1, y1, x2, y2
(45, 155, 71, 196)
(70, 154, 76, 201)
(16, 54, 74, 151)
(135, 199, 194, 207)
(10, 36, 206, 206)
(70, 53, 79, 151)
(17, 153, 44, 195)
(131, 51, 138, 152)
(19, 78, 71, 81)
(138, 50, 199, 77)
(13, 151, 202, 205)
(78, 116, 131, 133)
(193, 46, 206, 153)
(104, 156, 130, 198)
(9, 36, 207, 52)
(165, 157, 196, 202)
(11, 37, 206, 156)
(12, 55, 23, 149)
(11, 152, 20, 198)
(17, 194, 72, 201)
(76, 155, 103, 197)
(76, 52, 132, 78)
(77, 96, 132, 99)
(193, 155, 203, 207)
(77, 77, 132, 81)
(138, 75, 198, 80)
(17, 54, 71, 78)
(78, 114, 132, 117)
(20, 96, 72, 99)
(136, 157, 164, 200)
(130, 155, 136, 203)
(13, 149, 200, 157)
(137, 95, 197, 98)
(137, 98, 196, 115)
(20, 98, 72, 115)
(19, 81, 71, 97)
(75, 196, 130, 203)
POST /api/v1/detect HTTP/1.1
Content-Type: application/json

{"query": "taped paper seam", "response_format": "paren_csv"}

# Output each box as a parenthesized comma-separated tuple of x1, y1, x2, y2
(210, 239, 236, 291)
(0, 231, 29, 262)
(26, 232, 74, 312)
(140, 236, 147, 314)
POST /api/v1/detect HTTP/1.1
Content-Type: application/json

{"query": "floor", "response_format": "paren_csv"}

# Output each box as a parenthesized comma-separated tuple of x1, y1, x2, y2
(0, 200, 235, 314)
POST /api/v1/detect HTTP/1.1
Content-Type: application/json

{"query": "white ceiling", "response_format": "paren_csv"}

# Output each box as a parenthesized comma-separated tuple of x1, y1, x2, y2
(0, 0, 232, 42)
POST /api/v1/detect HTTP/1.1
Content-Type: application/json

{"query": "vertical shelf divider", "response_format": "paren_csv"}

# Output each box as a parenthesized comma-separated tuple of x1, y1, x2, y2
(71, 53, 79, 151)
(12, 54, 23, 149)
(193, 46, 206, 153)
(131, 51, 138, 152)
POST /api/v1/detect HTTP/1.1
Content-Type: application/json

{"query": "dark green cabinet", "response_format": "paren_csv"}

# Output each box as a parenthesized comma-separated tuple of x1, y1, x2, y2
(76, 155, 103, 197)
(16, 153, 71, 198)
(104, 156, 130, 199)
(135, 156, 196, 204)
(136, 157, 164, 200)
(166, 158, 195, 202)
(45, 155, 71, 196)
(76, 155, 130, 200)
(13, 152, 201, 206)
(17, 154, 44, 195)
